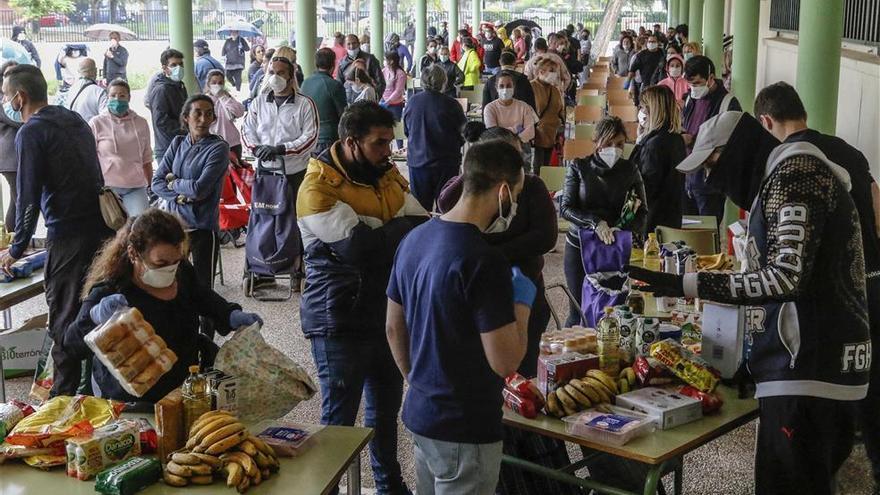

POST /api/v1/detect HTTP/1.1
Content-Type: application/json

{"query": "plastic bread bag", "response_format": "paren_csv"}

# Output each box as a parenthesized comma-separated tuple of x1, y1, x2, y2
(214, 323, 317, 422)
(84, 307, 178, 398)
(0, 400, 36, 438)
(6, 395, 125, 448)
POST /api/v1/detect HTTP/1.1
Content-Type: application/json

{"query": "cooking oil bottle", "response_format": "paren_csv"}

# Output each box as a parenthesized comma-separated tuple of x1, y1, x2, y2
(182, 365, 211, 433)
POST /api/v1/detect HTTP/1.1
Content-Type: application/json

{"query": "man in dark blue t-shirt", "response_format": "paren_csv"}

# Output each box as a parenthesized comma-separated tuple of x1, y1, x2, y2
(386, 140, 536, 494)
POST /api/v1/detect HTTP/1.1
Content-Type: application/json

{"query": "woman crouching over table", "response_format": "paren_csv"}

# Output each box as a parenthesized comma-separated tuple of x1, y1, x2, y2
(63, 209, 262, 403)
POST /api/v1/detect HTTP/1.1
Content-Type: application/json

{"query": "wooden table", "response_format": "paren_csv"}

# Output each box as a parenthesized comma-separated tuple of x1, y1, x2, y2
(0, 269, 45, 402)
(0, 420, 374, 495)
(502, 386, 759, 495)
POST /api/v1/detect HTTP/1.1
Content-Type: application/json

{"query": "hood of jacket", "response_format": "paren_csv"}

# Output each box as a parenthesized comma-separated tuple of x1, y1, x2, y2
(765, 141, 851, 191)
(11, 26, 25, 40)
(666, 53, 684, 70)
(703, 113, 781, 209)
(29, 104, 87, 130)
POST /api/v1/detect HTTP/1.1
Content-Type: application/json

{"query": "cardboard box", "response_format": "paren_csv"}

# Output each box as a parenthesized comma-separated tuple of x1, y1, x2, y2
(537, 352, 599, 396)
(615, 387, 703, 430)
(0, 313, 48, 378)
(700, 302, 746, 379)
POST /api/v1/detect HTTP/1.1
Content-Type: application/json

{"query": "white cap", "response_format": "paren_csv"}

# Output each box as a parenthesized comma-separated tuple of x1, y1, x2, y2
(676, 111, 744, 174)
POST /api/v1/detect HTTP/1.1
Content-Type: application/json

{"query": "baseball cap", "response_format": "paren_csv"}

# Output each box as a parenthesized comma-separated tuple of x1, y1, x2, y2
(677, 111, 745, 174)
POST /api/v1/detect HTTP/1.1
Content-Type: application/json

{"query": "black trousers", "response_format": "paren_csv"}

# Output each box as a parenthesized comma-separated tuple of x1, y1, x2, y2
(755, 395, 855, 495)
(563, 241, 585, 327)
(2, 172, 15, 229)
(408, 165, 459, 213)
(226, 69, 243, 91)
(531, 146, 553, 177)
(189, 229, 218, 338)
(859, 277, 880, 484)
(47, 230, 112, 396)
(287, 170, 306, 276)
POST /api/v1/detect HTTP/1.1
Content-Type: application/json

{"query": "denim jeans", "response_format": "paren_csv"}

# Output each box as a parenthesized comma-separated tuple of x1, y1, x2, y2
(311, 335, 409, 495)
(411, 430, 503, 495)
(110, 186, 149, 217)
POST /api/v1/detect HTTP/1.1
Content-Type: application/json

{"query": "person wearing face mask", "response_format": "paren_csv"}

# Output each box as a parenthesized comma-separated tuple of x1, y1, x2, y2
(89, 79, 153, 217)
(0, 65, 114, 396)
(481, 27, 505, 75)
(530, 58, 565, 175)
(11, 26, 40, 67)
(434, 45, 464, 97)
(301, 48, 348, 156)
(384, 33, 413, 74)
(102, 31, 127, 84)
(482, 51, 536, 111)
(145, 49, 188, 161)
(337, 34, 386, 97)
(298, 101, 427, 495)
(611, 35, 634, 77)
(681, 41, 701, 62)
(202, 70, 245, 162)
(418, 38, 440, 74)
(221, 30, 250, 91)
(386, 139, 534, 495)
(657, 54, 688, 107)
(450, 27, 485, 64)
(0, 61, 21, 232)
(630, 110, 868, 495)
(61, 57, 108, 123)
(627, 34, 664, 106)
(57, 44, 86, 89)
(193, 39, 224, 92)
(64, 209, 261, 403)
(457, 37, 483, 89)
(680, 55, 741, 225)
(483, 72, 539, 164)
(560, 117, 646, 326)
(524, 38, 570, 95)
(512, 28, 527, 63)
(345, 67, 379, 103)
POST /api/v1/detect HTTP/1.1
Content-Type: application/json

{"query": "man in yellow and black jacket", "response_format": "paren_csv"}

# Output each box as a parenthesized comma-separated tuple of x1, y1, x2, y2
(296, 101, 427, 495)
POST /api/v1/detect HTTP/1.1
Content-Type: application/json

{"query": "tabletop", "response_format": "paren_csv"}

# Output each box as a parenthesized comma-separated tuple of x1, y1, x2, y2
(0, 269, 45, 312)
(0, 421, 373, 495)
(502, 385, 758, 465)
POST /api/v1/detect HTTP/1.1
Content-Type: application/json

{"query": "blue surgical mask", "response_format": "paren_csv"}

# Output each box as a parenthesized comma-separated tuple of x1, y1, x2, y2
(169, 65, 183, 82)
(3, 93, 22, 123)
(108, 99, 129, 116)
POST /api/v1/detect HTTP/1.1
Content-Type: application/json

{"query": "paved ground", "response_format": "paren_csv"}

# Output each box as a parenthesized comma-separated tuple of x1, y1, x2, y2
(3, 232, 875, 494)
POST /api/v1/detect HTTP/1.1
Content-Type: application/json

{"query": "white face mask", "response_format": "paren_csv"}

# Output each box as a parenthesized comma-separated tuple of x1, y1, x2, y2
(683, 52, 694, 61)
(439, 55, 449, 63)
(347, 48, 359, 58)
(668, 66, 682, 78)
(689, 83, 710, 99)
(209, 84, 224, 96)
(267, 74, 288, 93)
(140, 260, 179, 289)
(497, 88, 513, 101)
(428, 46, 437, 54)
(598, 147, 623, 167)
(485, 184, 518, 234)
(638, 109, 648, 127)
(647, 42, 658, 50)
(541, 72, 559, 84)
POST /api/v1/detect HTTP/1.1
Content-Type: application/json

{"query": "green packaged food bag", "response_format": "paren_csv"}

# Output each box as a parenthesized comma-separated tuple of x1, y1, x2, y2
(94, 456, 161, 495)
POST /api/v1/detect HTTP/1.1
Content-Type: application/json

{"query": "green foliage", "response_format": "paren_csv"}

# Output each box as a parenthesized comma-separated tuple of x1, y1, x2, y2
(9, 0, 74, 20)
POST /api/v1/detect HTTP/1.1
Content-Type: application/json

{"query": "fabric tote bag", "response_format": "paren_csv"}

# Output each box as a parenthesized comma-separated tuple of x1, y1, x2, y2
(245, 162, 298, 276)
(578, 228, 632, 327)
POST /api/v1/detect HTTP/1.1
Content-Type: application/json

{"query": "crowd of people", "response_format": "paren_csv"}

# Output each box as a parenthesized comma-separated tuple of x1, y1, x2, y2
(0, 17, 876, 495)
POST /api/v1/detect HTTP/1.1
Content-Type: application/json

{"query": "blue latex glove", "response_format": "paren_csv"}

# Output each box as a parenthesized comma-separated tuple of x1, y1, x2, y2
(90, 294, 129, 325)
(229, 310, 263, 329)
(511, 267, 537, 308)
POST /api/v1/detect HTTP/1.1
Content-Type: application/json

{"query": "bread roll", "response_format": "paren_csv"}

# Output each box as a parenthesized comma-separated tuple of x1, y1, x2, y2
(117, 348, 153, 381)
(104, 334, 141, 365)
(92, 323, 127, 350)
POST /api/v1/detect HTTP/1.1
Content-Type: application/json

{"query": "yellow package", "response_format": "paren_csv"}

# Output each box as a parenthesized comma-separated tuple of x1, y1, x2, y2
(7, 395, 125, 448)
(649, 339, 720, 393)
(23, 454, 67, 469)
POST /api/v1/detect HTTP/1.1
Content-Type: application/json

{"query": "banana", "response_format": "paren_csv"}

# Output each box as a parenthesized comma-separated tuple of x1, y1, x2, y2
(190, 453, 222, 470)
(205, 430, 248, 455)
(583, 377, 613, 403)
(247, 435, 277, 458)
(586, 369, 619, 394)
(555, 388, 579, 416)
(189, 463, 213, 476)
(545, 388, 564, 418)
(563, 384, 592, 408)
(251, 466, 263, 486)
(170, 452, 201, 465)
(190, 410, 233, 435)
(225, 460, 244, 488)
(619, 367, 636, 386)
(237, 439, 259, 457)
(197, 421, 246, 450)
(237, 475, 251, 494)
(254, 451, 271, 469)
(188, 415, 240, 449)
(165, 461, 193, 477)
(262, 468, 271, 480)
(618, 378, 631, 394)
(569, 378, 602, 404)
(191, 475, 213, 485)
(163, 471, 189, 487)
(222, 451, 259, 478)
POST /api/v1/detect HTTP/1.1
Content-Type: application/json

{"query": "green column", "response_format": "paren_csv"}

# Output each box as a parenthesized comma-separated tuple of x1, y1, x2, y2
(688, 0, 704, 47)
(796, 0, 843, 134)
(168, 0, 196, 94)
(472, 0, 481, 31)
(296, 0, 316, 78)
(370, 0, 383, 56)
(669, 0, 679, 27)
(679, 0, 689, 30)
(449, 0, 459, 38)
(703, 0, 724, 69)
(415, 0, 427, 71)
(732, 0, 759, 113)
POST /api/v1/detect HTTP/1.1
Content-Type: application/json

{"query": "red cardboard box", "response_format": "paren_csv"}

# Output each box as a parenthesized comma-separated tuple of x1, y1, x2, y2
(537, 352, 599, 396)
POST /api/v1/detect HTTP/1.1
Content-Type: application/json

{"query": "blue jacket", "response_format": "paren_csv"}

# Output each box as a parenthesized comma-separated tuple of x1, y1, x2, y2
(195, 54, 224, 90)
(145, 73, 187, 158)
(11, 105, 108, 259)
(151, 134, 229, 232)
(403, 89, 466, 169)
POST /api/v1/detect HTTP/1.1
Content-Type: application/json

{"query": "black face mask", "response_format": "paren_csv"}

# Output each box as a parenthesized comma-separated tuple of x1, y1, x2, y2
(348, 141, 392, 184)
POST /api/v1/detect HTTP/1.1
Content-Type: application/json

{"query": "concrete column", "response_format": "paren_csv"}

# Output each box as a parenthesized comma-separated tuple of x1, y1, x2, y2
(296, 0, 316, 78)
(415, 0, 426, 70)
(679, 0, 689, 30)
(449, 0, 459, 40)
(669, 0, 678, 27)
(703, 0, 724, 70)
(796, 0, 843, 134)
(732, 0, 759, 113)
(168, 0, 196, 94)
(688, 0, 704, 47)
(472, 0, 481, 31)
(370, 0, 383, 56)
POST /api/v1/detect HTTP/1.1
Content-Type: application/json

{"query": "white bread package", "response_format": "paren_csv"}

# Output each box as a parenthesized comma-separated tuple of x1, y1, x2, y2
(85, 307, 177, 397)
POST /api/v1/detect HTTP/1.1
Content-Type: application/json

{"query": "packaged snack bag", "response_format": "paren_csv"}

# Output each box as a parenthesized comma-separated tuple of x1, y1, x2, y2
(649, 339, 720, 393)
(0, 400, 36, 438)
(6, 395, 124, 448)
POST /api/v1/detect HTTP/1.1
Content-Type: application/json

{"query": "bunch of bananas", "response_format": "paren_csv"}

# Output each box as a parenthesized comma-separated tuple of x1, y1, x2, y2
(697, 253, 733, 271)
(162, 410, 280, 493)
(545, 369, 622, 418)
(617, 366, 637, 394)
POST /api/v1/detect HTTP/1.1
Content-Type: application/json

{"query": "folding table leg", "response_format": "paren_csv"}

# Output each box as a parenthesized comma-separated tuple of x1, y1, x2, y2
(346, 454, 361, 495)
(674, 463, 683, 495)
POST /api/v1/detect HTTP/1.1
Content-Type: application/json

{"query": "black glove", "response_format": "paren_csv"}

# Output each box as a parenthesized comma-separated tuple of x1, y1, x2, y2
(625, 264, 685, 298)
(254, 145, 277, 161)
(273, 144, 286, 156)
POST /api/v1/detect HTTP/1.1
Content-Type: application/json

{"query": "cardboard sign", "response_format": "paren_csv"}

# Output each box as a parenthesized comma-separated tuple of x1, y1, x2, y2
(0, 313, 48, 378)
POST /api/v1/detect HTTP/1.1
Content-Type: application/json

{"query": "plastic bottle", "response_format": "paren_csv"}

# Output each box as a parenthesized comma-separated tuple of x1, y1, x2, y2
(182, 365, 212, 434)
(643, 233, 661, 271)
(597, 307, 621, 376)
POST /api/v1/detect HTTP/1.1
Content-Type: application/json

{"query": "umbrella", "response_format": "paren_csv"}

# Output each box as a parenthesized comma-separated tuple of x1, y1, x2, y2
(217, 20, 262, 38)
(505, 19, 541, 34)
(1, 39, 32, 65)
(84, 23, 137, 41)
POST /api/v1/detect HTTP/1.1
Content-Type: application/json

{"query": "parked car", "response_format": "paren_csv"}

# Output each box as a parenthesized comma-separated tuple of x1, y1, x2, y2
(39, 13, 69, 27)
(523, 8, 555, 22)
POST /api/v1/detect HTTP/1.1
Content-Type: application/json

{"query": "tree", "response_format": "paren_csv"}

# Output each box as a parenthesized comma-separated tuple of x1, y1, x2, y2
(591, 0, 625, 59)
(10, 0, 74, 20)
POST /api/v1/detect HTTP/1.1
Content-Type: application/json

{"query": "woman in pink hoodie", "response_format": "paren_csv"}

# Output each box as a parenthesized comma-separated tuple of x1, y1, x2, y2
(204, 69, 246, 162)
(89, 78, 153, 216)
(657, 54, 688, 108)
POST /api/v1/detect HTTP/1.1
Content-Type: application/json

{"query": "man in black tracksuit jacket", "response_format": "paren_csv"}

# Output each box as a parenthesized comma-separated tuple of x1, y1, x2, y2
(145, 49, 187, 161)
(630, 111, 870, 495)
(754, 81, 880, 490)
